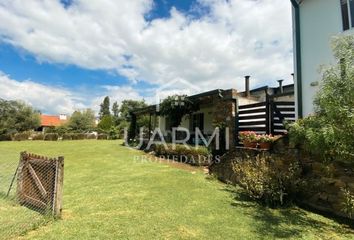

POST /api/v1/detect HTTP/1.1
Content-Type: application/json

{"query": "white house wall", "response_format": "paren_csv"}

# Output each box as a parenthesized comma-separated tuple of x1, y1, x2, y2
(297, 0, 354, 116)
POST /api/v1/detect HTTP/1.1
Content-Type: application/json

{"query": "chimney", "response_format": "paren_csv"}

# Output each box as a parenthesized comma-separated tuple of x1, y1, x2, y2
(245, 76, 250, 98)
(59, 114, 67, 120)
(277, 80, 284, 94)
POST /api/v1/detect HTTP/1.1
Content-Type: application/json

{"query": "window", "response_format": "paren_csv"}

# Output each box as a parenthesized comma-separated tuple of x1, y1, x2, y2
(192, 113, 204, 132)
(341, 0, 354, 30)
(165, 117, 172, 131)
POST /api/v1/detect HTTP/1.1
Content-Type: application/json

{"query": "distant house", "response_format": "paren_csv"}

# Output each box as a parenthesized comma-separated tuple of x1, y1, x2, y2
(38, 114, 68, 132)
(290, 0, 354, 117)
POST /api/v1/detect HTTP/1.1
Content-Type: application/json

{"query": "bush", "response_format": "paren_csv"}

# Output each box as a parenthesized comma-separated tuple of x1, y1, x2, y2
(97, 115, 113, 132)
(289, 35, 354, 164)
(108, 126, 120, 140)
(154, 143, 211, 166)
(13, 132, 30, 141)
(0, 134, 12, 141)
(62, 133, 73, 140)
(44, 133, 59, 141)
(232, 154, 301, 207)
(85, 133, 97, 139)
(32, 133, 44, 140)
(97, 134, 108, 140)
(71, 133, 86, 140)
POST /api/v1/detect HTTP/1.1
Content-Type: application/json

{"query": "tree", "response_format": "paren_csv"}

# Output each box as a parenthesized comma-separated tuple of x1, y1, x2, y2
(159, 95, 199, 130)
(289, 35, 354, 163)
(68, 109, 95, 132)
(119, 100, 147, 121)
(99, 96, 110, 119)
(117, 99, 147, 140)
(0, 99, 40, 135)
(112, 101, 120, 126)
(97, 115, 114, 132)
(112, 101, 119, 118)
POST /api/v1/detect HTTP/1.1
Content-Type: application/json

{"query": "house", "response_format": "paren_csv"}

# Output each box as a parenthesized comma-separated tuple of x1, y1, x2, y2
(38, 114, 68, 132)
(290, 0, 354, 117)
(131, 77, 294, 147)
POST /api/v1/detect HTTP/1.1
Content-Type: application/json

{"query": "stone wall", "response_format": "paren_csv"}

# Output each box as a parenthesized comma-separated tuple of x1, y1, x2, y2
(212, 89, 237, 147)
(209, 136, 354, 220)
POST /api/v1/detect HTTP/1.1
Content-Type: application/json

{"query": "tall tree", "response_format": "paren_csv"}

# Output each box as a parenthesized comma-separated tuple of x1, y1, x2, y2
(119, 100, 147, 121)
(99, 96, 110, 119)
(112, 101, 119, 118)
(0, 99, 40, 134)
(68, 109, 95, 132)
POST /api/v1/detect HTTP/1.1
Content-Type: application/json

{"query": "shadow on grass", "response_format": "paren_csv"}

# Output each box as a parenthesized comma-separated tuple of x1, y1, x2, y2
(223, 185, 354, 239)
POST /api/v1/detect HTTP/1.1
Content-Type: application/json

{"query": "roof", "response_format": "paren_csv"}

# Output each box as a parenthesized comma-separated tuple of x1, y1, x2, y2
(131, 89, 234, 115)
(40, 115, 67, 127)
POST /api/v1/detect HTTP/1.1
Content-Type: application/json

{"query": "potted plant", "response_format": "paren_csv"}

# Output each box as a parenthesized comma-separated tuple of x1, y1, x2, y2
(239, 131, 258, 148)
(257, 134, 275, 150)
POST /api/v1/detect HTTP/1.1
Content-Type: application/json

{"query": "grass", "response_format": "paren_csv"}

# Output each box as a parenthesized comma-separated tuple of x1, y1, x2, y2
(0, 140, 353, 239)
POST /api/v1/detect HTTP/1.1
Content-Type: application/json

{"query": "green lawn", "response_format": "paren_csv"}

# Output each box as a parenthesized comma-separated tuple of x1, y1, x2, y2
(0, 140, 353, 239)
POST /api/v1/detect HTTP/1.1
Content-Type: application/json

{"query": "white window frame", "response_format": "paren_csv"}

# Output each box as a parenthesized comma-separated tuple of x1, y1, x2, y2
(343, 0, 354, 29)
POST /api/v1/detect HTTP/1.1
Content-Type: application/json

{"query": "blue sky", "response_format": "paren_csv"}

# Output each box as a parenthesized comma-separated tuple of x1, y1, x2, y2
(0, 0, 293, 114)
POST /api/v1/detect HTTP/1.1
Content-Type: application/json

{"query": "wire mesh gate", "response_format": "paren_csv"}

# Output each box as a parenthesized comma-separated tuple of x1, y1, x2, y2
(1, 152, 64, 218)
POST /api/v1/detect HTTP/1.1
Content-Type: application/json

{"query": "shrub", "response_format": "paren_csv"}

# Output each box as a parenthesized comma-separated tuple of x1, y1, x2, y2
(32, 133, 44, 140)
(97, 115, 114, 132)
(341, 187, 354, 218)
(62, 133, 73, 140)
(0, 134, 12, 141)
(85, 133, 97, 139)
(108, 126, 120, 140)
(71, 133, 86, 140)
(289, 35, 354, 164)
(44, 133, 59, 141)
(154, 143, 211, 166)
(13, 132, 30, 141)
(232, 154, 301, 207)
(97, 134, 108, 140)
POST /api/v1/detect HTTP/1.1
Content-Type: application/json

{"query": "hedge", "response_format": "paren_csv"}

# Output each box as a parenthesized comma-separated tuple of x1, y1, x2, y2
(62, 133, 73, 140)
(32, 133, 44, 140)
(97, 134, 108, 140)
(85, 133, 97, 139)
(71, 133, 86, 140)
(0, 134, 12, 141)
(154, 143, 212, 166)
(13, 132, 31, 141)
(44, 133, 59, 141)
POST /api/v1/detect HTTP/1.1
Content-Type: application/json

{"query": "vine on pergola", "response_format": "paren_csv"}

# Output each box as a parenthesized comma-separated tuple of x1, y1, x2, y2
(158, 95, 199, 130)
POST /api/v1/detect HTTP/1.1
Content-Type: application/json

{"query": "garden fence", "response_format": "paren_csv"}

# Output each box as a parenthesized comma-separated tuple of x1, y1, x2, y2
(236, 94, 295, 144)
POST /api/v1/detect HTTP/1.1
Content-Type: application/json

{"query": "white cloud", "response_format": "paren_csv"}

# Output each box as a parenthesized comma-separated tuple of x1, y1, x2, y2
(0, 72, 147, 114)
(0, 0, 294, 93)
(0, 72, 85, 114)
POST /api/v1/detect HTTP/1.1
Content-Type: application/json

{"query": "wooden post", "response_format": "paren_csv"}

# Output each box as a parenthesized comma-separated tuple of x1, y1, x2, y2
(53, 156, 64, 218)
(129, 113, 137, 140)
(234, 99, 240, 146)
(265, 93, 271, 134)
(16, 152, 26, 204)
(148, 113, 152, 140)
